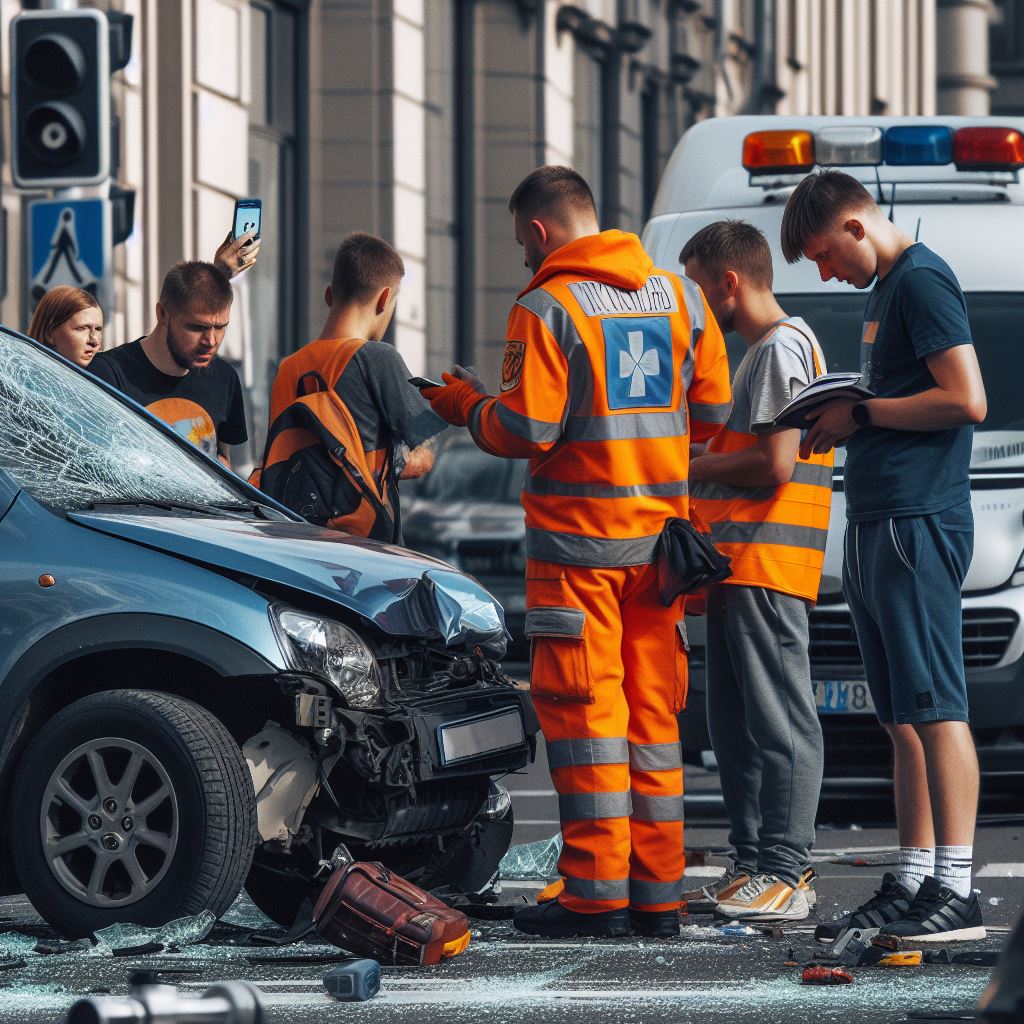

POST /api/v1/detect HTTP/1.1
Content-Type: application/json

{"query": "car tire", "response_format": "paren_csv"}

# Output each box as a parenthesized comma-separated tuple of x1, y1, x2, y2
(11, 690, 257, 938)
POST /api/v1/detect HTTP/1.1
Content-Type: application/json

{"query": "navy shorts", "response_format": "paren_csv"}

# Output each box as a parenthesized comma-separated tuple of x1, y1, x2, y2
(843, 500, 974, 725)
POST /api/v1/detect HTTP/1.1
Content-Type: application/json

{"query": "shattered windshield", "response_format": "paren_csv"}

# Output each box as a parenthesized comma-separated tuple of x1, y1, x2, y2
(0, 330, 246, 512)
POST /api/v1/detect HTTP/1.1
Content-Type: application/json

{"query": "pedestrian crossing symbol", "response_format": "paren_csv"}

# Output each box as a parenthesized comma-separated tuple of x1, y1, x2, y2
(602, 316, 673, 409)
(28, 197, 108, 313)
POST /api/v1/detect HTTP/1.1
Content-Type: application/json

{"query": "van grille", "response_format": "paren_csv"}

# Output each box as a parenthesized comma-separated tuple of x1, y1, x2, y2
(810, 608, 1019, 670)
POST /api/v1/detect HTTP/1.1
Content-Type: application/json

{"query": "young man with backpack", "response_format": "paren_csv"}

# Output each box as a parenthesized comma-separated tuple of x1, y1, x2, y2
(681, 220, 832, 922)
(256, 233, 445, 541)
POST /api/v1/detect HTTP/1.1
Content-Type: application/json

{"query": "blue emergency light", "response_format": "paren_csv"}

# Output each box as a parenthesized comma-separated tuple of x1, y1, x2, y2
(883, 126, 954, 165)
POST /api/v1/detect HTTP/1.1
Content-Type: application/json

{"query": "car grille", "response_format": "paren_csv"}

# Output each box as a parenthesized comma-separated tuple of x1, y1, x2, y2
(810, 608, 1019, 670)
(456, 539, 523, 577)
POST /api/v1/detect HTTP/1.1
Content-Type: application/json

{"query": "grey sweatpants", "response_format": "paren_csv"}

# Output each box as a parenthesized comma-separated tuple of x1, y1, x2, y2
(705, 584, 824, 885)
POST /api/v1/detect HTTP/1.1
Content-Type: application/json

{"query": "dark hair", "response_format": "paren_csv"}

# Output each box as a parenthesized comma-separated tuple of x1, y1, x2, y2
(680, 220, 774, 289)
(159, 261, 233, 313)
(28, 286, 101, 347)
(331, 232, 405, 304)
(781, 170, 876, 263)
(507, 165, 597, 222)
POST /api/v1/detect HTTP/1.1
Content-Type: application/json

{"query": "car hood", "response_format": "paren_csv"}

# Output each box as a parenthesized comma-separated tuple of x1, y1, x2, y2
(70, 511, 508, 651)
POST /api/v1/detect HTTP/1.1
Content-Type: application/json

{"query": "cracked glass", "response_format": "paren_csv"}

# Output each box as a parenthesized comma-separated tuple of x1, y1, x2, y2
(0, 332, 245, 511)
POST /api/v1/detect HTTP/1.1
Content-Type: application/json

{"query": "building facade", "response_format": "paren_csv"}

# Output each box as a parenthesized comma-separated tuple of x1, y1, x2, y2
(1, 0, 943, 468)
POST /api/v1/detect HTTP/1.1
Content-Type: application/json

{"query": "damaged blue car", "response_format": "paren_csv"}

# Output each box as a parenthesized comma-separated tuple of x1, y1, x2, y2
(0, 328, 537, 938)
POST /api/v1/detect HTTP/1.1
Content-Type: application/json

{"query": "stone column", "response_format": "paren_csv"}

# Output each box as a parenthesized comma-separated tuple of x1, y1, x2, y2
(937, 0, 997, 115)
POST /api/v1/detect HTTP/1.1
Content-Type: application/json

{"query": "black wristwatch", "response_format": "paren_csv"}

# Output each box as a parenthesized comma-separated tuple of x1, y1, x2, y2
(851, 402, 871, 428)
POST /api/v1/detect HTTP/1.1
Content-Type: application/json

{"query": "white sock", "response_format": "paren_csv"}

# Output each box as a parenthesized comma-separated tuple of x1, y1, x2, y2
(898, 847, 934, 893)
(935, 845, 973, 899)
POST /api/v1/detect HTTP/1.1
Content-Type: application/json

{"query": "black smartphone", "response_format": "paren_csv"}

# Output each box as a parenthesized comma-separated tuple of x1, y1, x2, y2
(408, 376, 444, 389)
(232, 198, 262, 241)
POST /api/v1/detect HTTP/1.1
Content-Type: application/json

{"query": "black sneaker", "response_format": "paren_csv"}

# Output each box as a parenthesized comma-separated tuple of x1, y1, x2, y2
(879, 876, 986, 943)
(630, 909, 680, 938)
(814, 872, 916, 942)
(513, 899, 630, 938)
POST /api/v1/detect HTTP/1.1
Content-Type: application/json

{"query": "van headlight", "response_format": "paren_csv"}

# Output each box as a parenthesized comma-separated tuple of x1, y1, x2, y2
(272, 606, 381, 708)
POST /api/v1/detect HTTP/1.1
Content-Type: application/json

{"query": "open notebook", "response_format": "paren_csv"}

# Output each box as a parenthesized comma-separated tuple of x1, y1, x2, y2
(752, 372, 874, 433)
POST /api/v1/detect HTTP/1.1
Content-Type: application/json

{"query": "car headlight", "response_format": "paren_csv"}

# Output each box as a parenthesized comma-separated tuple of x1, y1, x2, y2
(272, 606, 381, 708)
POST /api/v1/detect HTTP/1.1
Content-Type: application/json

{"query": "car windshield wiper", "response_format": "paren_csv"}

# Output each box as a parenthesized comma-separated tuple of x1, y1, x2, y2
(84, 499, 258, 519)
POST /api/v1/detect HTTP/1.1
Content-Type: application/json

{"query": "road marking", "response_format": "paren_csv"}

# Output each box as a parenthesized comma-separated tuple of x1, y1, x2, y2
(499, 880, 545, 889)
(683, 866, 726, 877)
(508, 789, 557, 797)
(976, 863, 1024, 877)
(515, 819, 561, 825)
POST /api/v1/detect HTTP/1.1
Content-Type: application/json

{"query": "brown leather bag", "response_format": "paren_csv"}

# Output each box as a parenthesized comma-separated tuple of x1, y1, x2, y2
(313, 859, 471, 967)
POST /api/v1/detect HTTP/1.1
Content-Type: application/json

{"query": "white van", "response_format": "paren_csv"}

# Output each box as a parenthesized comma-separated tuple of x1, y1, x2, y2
(643, 115, 1024, 794)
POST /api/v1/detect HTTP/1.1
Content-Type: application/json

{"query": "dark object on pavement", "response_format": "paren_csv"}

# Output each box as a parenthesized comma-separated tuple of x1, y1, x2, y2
(751, 924, 786, 940)
(314, 854, 470, 967)
(630, 909, 680, 938)
(111, 941, 165, 957)
(879, 877, 986, 943)
(801, 964, 854, 985)
(904, 1015, 976, 1022)
(923, 949, 1000, 967)
(0, 955, 25, 972)
(655, 517, 732, 605)
(979, 909, 1024, 1022)
(814, 873, 915, 943)
(246, 953, 357, 966)
(66, 978, 264, 1024)
(322, 959, 381, 1002)
(513, 900, 630, 939)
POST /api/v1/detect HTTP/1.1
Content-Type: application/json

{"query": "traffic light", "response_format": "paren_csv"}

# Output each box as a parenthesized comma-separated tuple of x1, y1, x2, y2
(11, 9, 110, 187)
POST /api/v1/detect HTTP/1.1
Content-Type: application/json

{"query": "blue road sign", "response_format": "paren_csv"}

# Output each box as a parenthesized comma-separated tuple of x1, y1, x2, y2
(27, 197, 110, 314)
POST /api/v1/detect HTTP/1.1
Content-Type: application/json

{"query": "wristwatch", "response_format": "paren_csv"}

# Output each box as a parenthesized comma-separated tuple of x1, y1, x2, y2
(851, 402, 871, 428)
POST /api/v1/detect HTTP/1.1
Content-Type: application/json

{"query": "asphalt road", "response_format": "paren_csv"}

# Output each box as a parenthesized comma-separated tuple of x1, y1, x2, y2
(0, 739, 1021, 1023)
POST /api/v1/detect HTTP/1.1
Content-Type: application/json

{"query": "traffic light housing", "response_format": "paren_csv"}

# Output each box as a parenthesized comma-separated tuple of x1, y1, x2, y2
(11, 9, 110, 187)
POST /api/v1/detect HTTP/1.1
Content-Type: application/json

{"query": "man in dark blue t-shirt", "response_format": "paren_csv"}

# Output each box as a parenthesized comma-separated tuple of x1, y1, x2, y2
(780, 171, 987, 945)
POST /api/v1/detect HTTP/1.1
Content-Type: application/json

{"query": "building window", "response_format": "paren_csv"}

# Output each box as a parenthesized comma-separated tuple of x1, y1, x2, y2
(574, 45, 606, 222)
(991, 0, 1024, 65)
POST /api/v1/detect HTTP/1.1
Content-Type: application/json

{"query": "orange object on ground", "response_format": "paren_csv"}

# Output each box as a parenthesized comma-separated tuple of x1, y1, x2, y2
(801, 965, 854, 985)
(441, 230, 732, 915)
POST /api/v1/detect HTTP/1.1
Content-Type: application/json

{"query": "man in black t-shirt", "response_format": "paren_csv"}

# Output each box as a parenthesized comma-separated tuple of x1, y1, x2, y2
(92, 262, 247, 466)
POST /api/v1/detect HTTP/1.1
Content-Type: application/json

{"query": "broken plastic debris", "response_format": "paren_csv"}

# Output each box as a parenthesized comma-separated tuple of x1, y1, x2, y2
(93, 910, 216, 953)
(989, 896, 1003, 906)
(719, 923, 756, 937)
(498, 833, 562, 880)
(802, 964, 854, 985)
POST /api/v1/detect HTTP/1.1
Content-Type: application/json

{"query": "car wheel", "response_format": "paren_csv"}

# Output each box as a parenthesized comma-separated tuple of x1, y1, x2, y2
(12, 690, 257, 938)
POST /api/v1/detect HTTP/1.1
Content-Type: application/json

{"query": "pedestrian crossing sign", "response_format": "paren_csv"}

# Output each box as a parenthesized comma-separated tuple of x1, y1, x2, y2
(27, 197, 110, 318)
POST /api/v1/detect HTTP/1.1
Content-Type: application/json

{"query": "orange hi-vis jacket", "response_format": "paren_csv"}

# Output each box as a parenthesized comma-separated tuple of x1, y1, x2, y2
(467, 230, 732, 567)
(693, 333, 833, 603)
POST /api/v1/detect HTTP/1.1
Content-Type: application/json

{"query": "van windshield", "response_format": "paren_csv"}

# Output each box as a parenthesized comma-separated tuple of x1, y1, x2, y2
(0, 330, 254, 512)
(770, 292, 1024, 468)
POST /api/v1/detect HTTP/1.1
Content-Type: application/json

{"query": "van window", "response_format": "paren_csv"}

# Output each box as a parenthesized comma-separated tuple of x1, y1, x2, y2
(0, 331, 247, 512)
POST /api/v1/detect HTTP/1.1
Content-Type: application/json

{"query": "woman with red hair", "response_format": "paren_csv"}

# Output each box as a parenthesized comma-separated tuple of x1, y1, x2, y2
(27, 286, 103, 368)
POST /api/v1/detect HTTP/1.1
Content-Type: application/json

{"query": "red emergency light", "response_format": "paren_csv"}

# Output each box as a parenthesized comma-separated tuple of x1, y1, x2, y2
(742, 130, 815, 173)
(953, 127, 1024, 169)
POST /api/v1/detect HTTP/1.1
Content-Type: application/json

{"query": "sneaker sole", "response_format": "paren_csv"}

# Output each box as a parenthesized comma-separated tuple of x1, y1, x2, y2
(886, 925, 987, 944)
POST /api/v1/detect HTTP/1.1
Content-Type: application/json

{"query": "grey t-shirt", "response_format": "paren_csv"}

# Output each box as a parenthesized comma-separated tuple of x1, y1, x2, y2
(724, 318, 826, 435)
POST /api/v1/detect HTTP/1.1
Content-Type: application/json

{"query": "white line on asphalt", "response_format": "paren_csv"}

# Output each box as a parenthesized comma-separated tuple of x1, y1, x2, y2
(515, 819, 561, 825)
(976, 863, 1024, 877)
(682, 866, 726, 877)
(498, 880, 545, 889)
(508, 789, 557, 797)
(816, 845, 900, 856)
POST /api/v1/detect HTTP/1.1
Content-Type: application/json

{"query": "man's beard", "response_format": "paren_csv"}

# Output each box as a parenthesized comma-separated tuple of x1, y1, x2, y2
(716, 306, 735, 333)
(166, 322, 211, 372)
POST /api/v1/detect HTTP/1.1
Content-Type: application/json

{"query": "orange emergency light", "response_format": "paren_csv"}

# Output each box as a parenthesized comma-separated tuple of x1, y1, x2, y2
(953, 127, 1024, 169)
(742, 130, 815, 173)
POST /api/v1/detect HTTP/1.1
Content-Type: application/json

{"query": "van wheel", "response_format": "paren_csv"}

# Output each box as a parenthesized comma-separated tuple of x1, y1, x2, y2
(12, 690, 257, 938)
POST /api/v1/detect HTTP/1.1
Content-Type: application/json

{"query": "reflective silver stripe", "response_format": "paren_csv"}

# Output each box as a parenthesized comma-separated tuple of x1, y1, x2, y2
(630, 793, 685, 822)
(681, 276, 705, 336)
(688, 400, 732, 424)
(629, 877, 684, 906)
(524, 606, 585, 638)
(559, 790, 632, 821)
(693, 461, 833, 502)
(564, 875, 631, 902)
(710, 520, 829, 551)
(563, 410, 687, 442)
(547, 737, 629, 771)
(495, 403, 562, 443)
(682, 345, 694, 393)
(525, 476, 689, 500)
(629, 741, 683, 772)
(526, 528, 660, 567)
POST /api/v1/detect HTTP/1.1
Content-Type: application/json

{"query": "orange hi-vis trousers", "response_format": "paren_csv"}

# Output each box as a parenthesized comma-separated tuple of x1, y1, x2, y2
(526, 558, 688, 914)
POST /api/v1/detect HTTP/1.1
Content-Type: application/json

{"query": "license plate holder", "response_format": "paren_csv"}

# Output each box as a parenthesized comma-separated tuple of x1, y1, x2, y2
(437, 708, 526, 765)
(814, 680, 875, 716)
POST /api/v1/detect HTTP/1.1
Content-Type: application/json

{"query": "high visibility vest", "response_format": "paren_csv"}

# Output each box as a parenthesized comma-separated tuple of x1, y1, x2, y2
(467, 231, 733, 568)
(693, 328, 833, 603)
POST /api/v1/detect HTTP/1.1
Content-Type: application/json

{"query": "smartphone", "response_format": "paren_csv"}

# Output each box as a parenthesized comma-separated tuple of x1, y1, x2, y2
(232, 198, 262, 241)
(408, 375, 444, 389)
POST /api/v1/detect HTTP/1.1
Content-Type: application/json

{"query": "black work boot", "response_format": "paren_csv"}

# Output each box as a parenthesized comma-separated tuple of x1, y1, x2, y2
(630, 909, 680, 938)
(513, 900, 630, 938)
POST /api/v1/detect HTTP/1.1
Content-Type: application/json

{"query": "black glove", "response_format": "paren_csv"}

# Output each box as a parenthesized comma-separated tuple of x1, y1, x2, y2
(654, 517, 732, 606)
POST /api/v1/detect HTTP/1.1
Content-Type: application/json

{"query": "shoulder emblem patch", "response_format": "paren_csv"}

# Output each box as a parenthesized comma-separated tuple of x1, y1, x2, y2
(500, 340, 526, 392)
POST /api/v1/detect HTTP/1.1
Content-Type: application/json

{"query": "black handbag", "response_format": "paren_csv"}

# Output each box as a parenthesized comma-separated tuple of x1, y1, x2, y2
(654, 517, 732, 606)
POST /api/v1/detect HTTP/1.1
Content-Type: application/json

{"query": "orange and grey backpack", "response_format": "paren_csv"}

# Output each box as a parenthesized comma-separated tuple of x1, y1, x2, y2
(251, 358, 398, 543)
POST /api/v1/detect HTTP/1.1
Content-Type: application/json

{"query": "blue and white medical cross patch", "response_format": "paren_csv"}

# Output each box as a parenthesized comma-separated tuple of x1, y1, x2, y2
(602, 316, 673, 410)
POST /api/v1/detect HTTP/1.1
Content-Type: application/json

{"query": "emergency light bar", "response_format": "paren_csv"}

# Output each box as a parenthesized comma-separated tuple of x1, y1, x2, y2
(742, 125, 1024, 173)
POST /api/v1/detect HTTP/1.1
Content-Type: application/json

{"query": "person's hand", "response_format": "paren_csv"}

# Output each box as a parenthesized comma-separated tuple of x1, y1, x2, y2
(214, 231, 260, 279)
(800, 399, 859, 459)
(422, 372, 488, 427)
(451, 364, 486, 394)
